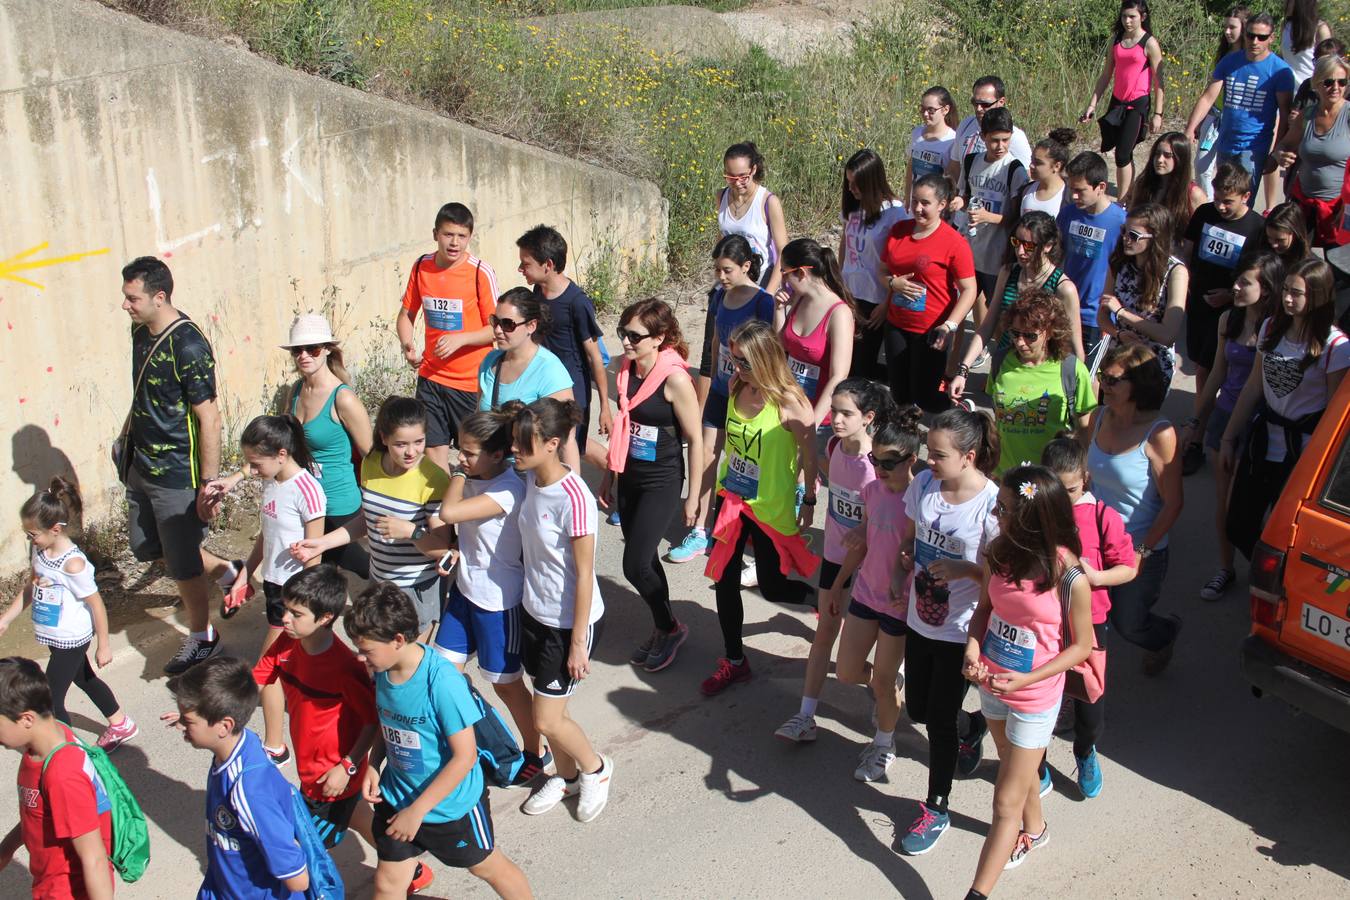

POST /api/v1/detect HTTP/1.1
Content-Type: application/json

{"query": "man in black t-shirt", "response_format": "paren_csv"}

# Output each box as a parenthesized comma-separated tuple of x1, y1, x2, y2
(120, 256, 224, 674)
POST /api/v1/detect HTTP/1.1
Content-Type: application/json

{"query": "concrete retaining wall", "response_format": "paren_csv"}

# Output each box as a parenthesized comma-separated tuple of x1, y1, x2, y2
(0, 0, 667, 571)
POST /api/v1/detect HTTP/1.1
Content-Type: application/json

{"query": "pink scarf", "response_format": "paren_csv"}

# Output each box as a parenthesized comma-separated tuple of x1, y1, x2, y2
(607, 348, 688, 473)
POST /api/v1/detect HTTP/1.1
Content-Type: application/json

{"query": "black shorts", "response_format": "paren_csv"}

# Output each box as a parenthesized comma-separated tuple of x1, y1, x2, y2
(848, 598, 909, 637)
(263, 581, 286, 628)
(373, 795, 494, 869)
(1099, 95, 1150, 168)
(415, 377, 479, 448)
(574, 402, 591, 455)
(1185, 296, 1227, 372)
(975, 270, 1001, 307)
(304, 792, 361, 849)
(819, 560, 853, 592)
(522, 612, 596, 698)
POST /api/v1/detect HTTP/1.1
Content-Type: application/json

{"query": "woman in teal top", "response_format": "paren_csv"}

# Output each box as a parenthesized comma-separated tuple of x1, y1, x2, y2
(282, 314, 372, 577)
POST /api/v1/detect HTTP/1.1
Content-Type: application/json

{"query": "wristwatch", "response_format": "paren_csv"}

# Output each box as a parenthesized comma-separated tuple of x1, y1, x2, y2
(341, 756, 359, 776)
(1134, 543, 1153, 561)
(410, 524, 428, 541)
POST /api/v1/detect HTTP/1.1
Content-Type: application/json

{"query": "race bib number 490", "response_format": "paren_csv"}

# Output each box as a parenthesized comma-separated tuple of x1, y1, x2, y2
(422, 296, 464, 332)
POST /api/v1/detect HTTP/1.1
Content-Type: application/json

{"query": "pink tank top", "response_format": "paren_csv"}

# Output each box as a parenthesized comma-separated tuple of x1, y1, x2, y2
(979, 553, 1081, 712)
(823, 441, 875, 564)
(781, 299, 847, 408)
(1112, 36, 1152, 102)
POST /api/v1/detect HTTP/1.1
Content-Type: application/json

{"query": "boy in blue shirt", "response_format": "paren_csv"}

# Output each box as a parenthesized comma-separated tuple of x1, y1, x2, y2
(1058, 151, 1127, 357)
(516, 225, 610, 467)
(347, 582, 532, 900)
(168, 655, 309, 899)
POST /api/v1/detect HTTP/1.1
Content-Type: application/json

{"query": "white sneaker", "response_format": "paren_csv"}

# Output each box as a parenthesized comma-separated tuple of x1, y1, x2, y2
(521, 775, 578, 816)
(576, 755, 613, 823)
(741, 560, 758, 588)
(774, 713, 818, 742)
(854, 742, 896, 782)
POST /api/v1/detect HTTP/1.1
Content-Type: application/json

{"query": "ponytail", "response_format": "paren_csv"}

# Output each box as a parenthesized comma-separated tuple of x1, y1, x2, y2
(510, 397, 583, 453)
(458, 409, 516, 456)
(240, 414, 315, 473)
(780, 238, 856, 316)
(930, 407, 1000, 475)
(872, 400, 925, 461)
(373, 396, 427, 455)
(20, 476, 82, 532)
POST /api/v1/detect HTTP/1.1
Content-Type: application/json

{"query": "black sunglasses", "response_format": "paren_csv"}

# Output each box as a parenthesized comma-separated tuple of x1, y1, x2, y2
(1006, 328, 1041, 342)
(1325, 78, 1349, 88)
(868, 451, 913, 471)
(1100, 373, 1126, 387)
(730, 354, 752, 372)
(616, 327, 653, 344)
(289, 344, 326, 357)
(490, 314, 532, 333)
(1246, 30, 1272, 41)
(972, 98, 997, 109)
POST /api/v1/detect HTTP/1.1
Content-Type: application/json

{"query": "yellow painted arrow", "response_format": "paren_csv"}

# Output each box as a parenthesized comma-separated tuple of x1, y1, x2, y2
(0, 243, 110, 289)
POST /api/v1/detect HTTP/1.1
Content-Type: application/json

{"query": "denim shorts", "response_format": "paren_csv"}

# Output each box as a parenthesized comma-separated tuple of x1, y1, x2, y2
(702, 389, 729, 430)
(979, 689, 1062, 750)
(1204, 404, 1232, 453)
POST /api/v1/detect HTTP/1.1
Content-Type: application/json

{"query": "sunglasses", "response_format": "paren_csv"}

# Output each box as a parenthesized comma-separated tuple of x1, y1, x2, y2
(289, 344, 326, 357)
(972, 98, 997, 109)
(1099, 373, 1126, 387)
(730, 354, 752, 372)
(489, 314, 532, 333)
(780, 265, 813, 278)
(723, 172, 753, 183)
(1009, 236, 1040, 253)
(1246, 30, 1272, 41)
(616, 327, 653, 344)
(1123, 229, 1154, 243)
(1325, 78, 1349, 88)
(868, 451, 912, 471)
(1007, 328, 1042, 342)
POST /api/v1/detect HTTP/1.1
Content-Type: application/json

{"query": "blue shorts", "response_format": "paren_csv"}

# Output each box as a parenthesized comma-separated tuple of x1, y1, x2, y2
(847, 598, 908, 637)
(702, 389, 729, 429)
(979, 689, 1061, 750)
(432, 583, 524, 683)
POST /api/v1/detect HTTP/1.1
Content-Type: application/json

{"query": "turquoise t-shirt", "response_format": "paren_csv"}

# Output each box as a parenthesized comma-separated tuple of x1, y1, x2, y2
(374, 645, 484, 823)
(478, 346, 573, 410)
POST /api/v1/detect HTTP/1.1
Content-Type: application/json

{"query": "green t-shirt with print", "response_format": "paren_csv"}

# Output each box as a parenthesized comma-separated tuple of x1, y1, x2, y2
(991, 355, 1097, 475)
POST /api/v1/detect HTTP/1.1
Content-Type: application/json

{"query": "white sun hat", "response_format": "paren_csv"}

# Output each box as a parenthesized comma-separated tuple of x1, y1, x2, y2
(280, 313, 338, 348)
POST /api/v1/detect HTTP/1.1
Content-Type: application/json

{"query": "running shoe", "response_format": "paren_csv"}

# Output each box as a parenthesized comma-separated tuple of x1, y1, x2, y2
(854, 742, 896, 782)
(1181, 441, 1205, 476)
(1005, 824, 1049, 870)
(220, 581, 254, 620)
(407, 862, 433, 895)
(643, 622, 689, 672)
(956, 711, 987, 777)
(741, 560, 758, 588)
(774, 713, 818, 743)
(795, 483, 806, 518)
(972, 351, 990, 371)
(1142, 615, 1183, 677)
(96, 716, 139, 752)
(1075, 748, 1103, 799)
(163, 633, 219, 675)
(521, 775, 579, 816)
(266, 744, 292, 767)
(576, 755, 614, 823)
(606, 509, 621, 526)
(668, 529, 709, 563)
(898, 803, 950, 856)
(700, 657, 752, 696)
(1039, 765, 1052, 798)
(512, 748, 553, 787)
(630, 629, 658, 666)
(1199, 568, 1235, 601)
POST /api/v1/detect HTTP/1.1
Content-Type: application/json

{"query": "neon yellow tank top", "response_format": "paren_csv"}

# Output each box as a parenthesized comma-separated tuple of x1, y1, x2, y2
(720, 389, 800, 535)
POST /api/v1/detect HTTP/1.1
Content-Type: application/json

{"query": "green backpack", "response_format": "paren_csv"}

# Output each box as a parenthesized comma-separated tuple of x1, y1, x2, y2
(42, 738, 150, 883)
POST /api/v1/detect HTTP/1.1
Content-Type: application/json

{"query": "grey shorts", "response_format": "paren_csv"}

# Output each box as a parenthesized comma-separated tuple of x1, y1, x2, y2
(402, 574, 447, 634)
(125, 468, 207, 581)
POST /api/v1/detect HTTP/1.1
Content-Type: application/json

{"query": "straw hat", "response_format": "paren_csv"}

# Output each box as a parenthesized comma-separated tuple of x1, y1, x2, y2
(279, 314, 338, 348)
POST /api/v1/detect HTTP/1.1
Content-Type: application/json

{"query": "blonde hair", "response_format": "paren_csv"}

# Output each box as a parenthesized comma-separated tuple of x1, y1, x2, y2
(727, 319, 809, 410)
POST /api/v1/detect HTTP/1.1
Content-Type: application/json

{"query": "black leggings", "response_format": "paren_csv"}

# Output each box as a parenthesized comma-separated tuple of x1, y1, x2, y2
(617, 471, 683, 633)
(323, 508, 370, 579)
(904, 630, 970, 810)
(1066, 622, 1110, 758)
(1100, 95, 1150, 168)
(852, 301, 887, 380)
(1226, 456, 1295, 560)
(714, 513, 813, 659)
(46, 644, 119, 725)
(885, 324, 949, 414)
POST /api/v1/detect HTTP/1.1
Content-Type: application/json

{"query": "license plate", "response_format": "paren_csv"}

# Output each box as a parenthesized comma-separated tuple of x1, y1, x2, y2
(1300, 604, 1350, 652)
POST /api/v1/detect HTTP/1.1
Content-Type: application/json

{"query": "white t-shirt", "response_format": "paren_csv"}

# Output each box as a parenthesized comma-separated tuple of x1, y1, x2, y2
(910, 125, 956, 183)
(519, 469, 605, 628)
(1021, 182, 1065, 218)
(261, 469, 326, 585)
(950, 115, 1033, 168)
(841, 201, 911, 304)
(456, 469, 526, 612)
(30, 546, 97, 649)
(904, 470, 1000, 643)
(1259, 321, 1350, 461)
(957, 153, 1029, 272)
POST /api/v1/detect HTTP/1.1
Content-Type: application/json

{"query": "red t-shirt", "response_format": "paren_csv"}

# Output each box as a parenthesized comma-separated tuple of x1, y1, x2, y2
(18, 724, 114, 899)
(1073, 496, 1135, 624)
(881, 220, 976, 333)
(400, 253, 499, 391)
(253, 634, 378, 801)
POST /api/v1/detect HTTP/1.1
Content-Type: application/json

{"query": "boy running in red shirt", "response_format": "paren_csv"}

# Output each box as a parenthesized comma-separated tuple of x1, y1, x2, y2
(0, 656, 115, 899)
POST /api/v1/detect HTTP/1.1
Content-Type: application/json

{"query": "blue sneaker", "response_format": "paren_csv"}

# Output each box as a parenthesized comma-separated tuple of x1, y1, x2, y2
(668, 529, 709, 563)
(606, 508, 621, 526)
(1039, 765, 1053, 798)
(1075, 749, 1102, 799)
(795, 483, 806, 518)
(899, 802, 949, 855)
(956, 711, 987, 777)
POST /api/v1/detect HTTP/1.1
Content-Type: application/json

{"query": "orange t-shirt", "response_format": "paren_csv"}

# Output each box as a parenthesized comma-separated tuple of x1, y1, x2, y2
(401, 253, 499, 390)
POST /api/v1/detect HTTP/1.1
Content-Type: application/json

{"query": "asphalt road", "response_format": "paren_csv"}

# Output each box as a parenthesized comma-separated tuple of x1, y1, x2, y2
(1, 369, 1348, 899)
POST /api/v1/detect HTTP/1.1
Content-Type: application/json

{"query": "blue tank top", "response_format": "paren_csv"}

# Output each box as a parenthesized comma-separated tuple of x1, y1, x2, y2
(1088, 413, 1168, 549)
(710, 286, 776, 397)
(291, 383, 361, 517)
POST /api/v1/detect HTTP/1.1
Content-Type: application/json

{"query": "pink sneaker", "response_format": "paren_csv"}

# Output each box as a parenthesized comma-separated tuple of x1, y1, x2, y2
(96, 716, 138, 752)
(700, 658, 752, 696)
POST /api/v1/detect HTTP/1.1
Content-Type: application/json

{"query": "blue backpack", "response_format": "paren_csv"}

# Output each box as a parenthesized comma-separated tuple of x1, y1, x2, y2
(464, 680, 524, 788)
(237, 764, 344, 900)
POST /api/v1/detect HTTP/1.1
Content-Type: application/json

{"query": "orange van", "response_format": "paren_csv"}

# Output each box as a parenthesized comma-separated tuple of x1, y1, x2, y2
(1242, 375, 1350, 734)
